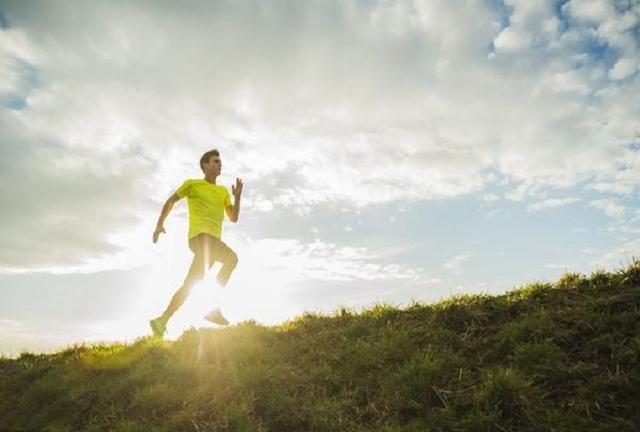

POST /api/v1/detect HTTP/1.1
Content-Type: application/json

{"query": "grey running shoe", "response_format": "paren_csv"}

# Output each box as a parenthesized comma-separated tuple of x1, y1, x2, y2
(203, 308, 229, 326)
(149, 317, 167, 337)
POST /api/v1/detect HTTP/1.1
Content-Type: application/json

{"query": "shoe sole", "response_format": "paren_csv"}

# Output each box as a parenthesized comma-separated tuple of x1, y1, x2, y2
(204, 316, 229, 326)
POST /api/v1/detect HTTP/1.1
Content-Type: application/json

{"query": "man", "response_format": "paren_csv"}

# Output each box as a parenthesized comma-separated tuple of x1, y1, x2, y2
(149, 149, 243, 338)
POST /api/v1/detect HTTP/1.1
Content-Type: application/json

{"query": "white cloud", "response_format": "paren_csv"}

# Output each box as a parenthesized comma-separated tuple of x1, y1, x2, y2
(563, 0, 615, 24)
(527, 197, 581, 212)
(590, 199, 626, 218)
(242, 237, 428, 283)
(596, 239, 640, 267)
(444, 252, 473, 273)
(494, 0, 558, 54)
(482, 193, 500, 202)
(609, 58, 638, 81)
(494, 26, 531, 52)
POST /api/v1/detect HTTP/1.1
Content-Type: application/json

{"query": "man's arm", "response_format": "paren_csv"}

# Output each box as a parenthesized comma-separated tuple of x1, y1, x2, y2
(153, 192, 182, 243)
(225, 178, 243, 223)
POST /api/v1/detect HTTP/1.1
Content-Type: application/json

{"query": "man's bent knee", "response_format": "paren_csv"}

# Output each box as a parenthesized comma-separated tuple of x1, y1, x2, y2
(216, 250, 238, 286)
(221, 251, 238, 274)
(227, 250, 238, 268)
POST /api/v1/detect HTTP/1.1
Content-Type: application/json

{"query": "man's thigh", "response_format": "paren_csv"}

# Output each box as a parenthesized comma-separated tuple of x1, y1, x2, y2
(189, 234, 234, 266)
(207, 236, 235, 265)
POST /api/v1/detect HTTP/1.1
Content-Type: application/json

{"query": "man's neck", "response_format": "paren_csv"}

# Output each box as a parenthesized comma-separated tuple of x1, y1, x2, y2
(204, 174, 218, 184)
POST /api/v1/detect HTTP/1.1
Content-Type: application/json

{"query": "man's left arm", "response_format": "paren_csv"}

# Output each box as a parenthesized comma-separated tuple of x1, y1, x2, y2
(225, 178, 243, 222)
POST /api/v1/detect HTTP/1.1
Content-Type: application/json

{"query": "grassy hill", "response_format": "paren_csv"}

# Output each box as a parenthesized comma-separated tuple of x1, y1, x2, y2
(1, 264, 639, 432)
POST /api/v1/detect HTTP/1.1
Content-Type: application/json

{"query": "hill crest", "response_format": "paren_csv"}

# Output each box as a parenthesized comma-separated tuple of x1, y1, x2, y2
(1, 264, 639, 431)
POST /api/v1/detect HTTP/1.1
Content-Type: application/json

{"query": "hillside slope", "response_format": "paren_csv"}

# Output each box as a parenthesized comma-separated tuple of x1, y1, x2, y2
(1, 264, 639, 431)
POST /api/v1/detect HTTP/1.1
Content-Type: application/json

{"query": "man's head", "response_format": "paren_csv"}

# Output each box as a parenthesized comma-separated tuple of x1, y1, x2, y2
(200, 149, 221, 175)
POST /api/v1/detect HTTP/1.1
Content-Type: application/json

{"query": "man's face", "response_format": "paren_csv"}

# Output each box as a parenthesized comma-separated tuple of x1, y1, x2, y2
(205, 156, 222, 175)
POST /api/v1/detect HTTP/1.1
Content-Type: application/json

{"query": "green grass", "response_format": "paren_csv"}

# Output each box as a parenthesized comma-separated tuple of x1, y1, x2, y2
(2, 263, 640, 431)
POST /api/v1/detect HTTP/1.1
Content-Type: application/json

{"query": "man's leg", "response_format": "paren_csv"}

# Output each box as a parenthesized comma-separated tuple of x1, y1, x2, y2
(158, 253, 206, 323)
(215, 243, 238, 287)
(150, 244, 214, 338)
(203, 239, 238, 325)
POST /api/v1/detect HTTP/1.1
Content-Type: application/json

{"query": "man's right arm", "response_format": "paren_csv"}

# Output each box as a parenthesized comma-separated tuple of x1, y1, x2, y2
(153, 192, 182, 243)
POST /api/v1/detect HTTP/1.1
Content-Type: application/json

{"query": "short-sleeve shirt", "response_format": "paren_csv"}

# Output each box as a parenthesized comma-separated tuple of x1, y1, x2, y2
(176, 179, 231, 239)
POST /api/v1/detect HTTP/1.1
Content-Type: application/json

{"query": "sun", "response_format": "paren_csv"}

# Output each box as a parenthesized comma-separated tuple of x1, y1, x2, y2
(101, 228, 300, 342)
(152, 235, 297, 338)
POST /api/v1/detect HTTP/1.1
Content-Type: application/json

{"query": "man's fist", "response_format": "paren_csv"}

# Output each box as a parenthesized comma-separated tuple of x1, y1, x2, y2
(153, 226, 166, 244)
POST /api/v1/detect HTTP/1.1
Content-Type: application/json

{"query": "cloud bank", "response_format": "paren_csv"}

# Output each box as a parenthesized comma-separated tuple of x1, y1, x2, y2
(0, 0, 638, 271)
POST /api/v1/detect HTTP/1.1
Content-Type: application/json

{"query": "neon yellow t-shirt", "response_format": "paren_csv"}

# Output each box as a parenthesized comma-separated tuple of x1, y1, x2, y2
(176, 179, 231, 239)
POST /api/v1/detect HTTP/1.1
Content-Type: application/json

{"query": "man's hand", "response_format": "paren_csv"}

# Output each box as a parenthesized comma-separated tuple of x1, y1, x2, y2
(232, 178, 243, 198)
(153, 226, 166, 244)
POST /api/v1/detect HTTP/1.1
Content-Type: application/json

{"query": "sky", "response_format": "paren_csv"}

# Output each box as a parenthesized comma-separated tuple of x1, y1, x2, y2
(0, 0, 639, 356)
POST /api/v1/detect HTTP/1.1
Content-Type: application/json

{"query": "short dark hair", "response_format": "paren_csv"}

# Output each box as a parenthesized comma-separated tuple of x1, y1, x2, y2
(200, 149, 220, 172)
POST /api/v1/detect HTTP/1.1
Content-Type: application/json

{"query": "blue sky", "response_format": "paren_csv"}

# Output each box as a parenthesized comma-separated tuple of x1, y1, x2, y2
(0, 0, 639, 356)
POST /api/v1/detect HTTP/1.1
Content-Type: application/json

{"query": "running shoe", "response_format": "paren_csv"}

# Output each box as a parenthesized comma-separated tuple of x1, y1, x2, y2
(149, 317, 167, 337)
(203, 308, 229, 326)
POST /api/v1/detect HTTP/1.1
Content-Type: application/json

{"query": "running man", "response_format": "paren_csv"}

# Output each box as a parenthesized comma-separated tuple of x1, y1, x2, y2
(149, 149, 243, 338)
